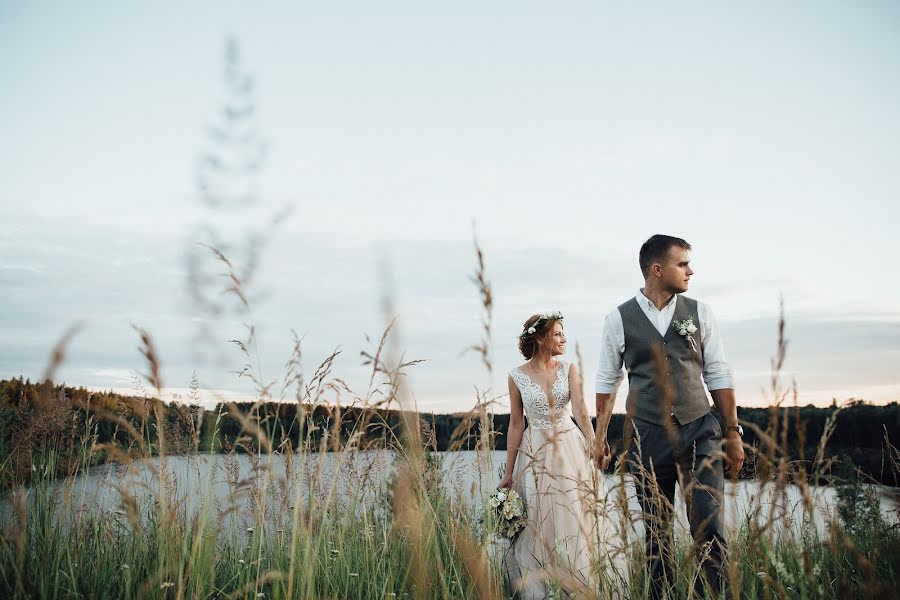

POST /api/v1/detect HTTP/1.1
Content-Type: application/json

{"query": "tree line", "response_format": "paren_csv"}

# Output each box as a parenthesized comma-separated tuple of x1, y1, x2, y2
(1, 377, 897, 487)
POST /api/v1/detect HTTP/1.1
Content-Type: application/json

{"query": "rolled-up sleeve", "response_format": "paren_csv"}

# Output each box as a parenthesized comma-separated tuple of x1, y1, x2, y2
(595, 310, 625, 394)
(698, 301, 734, 391)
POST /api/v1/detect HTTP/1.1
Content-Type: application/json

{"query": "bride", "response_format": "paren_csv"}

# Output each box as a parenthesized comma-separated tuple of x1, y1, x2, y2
(499, 311, 613, 599)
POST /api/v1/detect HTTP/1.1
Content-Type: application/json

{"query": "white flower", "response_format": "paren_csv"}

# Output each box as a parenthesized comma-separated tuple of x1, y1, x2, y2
(672, 318, 699, 352)
(497, 491, 507, 502)
(527, 326, 536, 334)
(489, 496, 500, 508)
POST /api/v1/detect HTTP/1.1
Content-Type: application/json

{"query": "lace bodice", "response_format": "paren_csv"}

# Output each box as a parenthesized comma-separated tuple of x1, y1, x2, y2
(509, 360, 571, 429)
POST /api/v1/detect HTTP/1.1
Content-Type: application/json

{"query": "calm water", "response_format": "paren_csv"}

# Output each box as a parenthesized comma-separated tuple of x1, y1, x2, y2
(5, 450, 897, 543)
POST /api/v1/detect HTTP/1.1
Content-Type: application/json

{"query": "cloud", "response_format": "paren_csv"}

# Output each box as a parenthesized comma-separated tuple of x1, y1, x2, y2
(0, 265, 43, 273)
(2, 210, 897, 414)
(91, 368, 133, 383)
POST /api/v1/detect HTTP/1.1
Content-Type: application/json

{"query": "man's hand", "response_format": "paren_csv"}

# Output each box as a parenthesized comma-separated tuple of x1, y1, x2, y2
(594, 392, 616, 470)
(710, 388, 744, 478)
(593, 437, 612, 471)
(723, 434, 745, 478)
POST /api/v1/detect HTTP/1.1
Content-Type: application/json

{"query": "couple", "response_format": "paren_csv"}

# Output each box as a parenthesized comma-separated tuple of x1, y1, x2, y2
(499, 234, 746, 599)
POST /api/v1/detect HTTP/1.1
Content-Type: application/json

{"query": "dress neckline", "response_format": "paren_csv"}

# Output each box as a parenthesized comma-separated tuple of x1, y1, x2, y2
(515, 360, 566, 401)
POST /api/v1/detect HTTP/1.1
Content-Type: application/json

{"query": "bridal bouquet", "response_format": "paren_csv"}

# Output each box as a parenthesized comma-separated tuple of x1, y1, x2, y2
(476, 488, 527, 540)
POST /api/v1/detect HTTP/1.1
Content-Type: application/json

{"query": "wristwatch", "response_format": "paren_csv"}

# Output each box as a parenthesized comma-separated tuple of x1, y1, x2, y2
(725, 424, 744, 437)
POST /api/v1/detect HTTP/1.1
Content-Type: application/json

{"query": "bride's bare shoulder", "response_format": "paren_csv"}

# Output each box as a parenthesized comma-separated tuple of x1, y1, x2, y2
(508, 363, 527, 376)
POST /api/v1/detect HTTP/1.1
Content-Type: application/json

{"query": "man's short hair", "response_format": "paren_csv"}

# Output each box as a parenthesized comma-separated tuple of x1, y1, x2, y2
(639, 234, 692, 277)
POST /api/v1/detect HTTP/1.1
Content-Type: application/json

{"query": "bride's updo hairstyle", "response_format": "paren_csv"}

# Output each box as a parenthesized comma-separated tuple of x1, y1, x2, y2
(518, 311, 564, 359)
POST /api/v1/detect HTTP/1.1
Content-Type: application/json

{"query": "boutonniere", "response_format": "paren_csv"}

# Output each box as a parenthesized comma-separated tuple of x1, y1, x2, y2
(672, 317, 699, 353)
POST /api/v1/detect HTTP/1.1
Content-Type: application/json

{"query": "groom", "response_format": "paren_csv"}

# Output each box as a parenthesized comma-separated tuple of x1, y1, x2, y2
(593, 234, 744, 598)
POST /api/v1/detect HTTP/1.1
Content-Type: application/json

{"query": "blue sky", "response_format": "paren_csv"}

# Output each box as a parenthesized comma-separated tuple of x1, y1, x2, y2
(1, 1, 898, 412)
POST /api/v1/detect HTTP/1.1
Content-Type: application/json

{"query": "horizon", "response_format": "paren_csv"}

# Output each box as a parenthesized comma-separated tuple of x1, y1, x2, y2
(3, 376, 895, 417)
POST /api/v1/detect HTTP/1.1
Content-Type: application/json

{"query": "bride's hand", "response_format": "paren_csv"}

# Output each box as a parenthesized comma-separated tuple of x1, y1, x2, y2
(498, 473, 513, 490)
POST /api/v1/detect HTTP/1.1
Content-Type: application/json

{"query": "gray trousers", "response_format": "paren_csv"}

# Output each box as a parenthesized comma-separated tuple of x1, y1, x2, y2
(628, 412, 726, 599)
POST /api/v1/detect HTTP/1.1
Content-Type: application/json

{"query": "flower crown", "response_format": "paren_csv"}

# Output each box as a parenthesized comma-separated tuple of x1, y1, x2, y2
(519, 311, 564, 339)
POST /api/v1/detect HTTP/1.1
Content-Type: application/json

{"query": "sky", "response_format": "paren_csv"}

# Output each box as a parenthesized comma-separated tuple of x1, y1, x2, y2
(1, 1, 898, 414)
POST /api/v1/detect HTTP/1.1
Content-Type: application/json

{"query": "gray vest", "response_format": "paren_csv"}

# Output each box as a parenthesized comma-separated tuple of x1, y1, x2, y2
(618, 295, 711, 425)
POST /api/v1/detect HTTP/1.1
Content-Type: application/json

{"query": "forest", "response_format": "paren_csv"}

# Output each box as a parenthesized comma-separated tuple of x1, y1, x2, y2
(1, 376, 897, 488)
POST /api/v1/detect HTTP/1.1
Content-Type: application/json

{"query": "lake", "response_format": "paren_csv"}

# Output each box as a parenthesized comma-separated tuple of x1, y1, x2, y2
(5, 450, 897, 544)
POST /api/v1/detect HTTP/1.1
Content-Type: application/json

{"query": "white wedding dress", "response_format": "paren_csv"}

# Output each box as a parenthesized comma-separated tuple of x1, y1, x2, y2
(506, 360, 622, 599)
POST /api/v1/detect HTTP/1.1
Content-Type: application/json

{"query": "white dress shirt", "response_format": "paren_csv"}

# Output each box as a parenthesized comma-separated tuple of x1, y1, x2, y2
(594, 290, 734, 394)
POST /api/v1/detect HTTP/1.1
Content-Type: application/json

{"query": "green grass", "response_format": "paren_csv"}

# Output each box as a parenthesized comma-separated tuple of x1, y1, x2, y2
(2, 429, 899, 599)
(1, 438, 506, 599)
